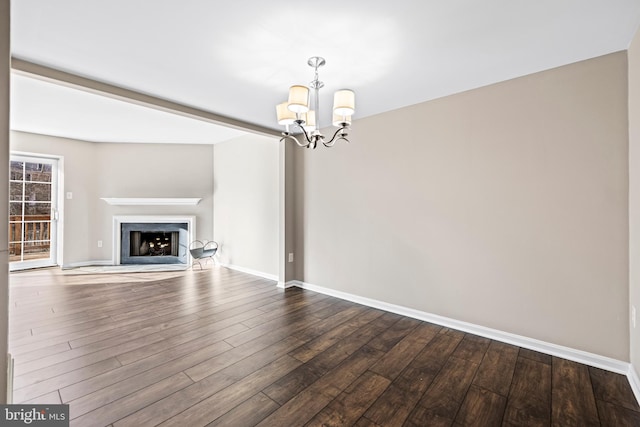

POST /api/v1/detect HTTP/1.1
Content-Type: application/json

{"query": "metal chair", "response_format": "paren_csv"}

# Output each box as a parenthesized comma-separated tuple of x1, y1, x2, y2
(189, 240, 218, 269)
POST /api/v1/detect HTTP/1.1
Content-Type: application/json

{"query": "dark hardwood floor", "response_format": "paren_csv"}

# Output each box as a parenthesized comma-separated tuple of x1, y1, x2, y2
(8, 266, 640, 426)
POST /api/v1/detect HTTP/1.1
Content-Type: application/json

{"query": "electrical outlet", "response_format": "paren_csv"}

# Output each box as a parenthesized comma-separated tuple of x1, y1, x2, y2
(288, 253, 294, 263)
(97, 240, 103, 248)
(66, 192, 73, 200)
(633, 305, 637, 329)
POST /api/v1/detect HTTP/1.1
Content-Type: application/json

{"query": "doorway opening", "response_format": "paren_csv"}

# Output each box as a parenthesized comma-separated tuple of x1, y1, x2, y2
(9, 154, 60, 270)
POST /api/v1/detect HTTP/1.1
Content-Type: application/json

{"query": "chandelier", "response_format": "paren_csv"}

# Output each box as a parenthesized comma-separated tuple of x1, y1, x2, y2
(276, 57, 355, 149)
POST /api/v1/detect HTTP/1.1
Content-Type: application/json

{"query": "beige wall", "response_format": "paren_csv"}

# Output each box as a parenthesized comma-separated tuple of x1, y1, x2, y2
(284, 141, 296, 282)
(10, 132, 214, 266)
(0, 0, 9, 403)
(11, 132, 99, 265)
(213, 134, 279, 277)
(294, 52, 630, 360)
(629, 30, 640, 378)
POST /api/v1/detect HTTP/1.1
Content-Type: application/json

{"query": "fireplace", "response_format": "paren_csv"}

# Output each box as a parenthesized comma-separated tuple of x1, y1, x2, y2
(113, 215, 196, 265)
(130, 231, 179, 257)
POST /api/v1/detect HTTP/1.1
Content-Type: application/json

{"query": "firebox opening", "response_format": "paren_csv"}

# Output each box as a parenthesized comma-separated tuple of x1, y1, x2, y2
(130, 231, 179, 257)
(120, 221, 189, 265)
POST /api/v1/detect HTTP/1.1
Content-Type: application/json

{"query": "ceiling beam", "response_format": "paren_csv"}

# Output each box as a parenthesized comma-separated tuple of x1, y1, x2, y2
(11, 57, 281, 138)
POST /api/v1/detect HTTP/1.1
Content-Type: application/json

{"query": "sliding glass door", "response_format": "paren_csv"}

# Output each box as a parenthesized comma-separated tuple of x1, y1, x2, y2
(9, 155, 59, 270)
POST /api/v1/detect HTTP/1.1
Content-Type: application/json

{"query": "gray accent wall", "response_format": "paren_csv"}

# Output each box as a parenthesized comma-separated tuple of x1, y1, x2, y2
(10, 132, 214, 266)
(293, 52, 630, 361)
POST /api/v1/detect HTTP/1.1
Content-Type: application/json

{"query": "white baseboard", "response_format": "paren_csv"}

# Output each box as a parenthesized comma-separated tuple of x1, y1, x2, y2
(277, 281, 296, 289)
(629, 364, 640, 406)
(220, 263, 278, 281)
(286, 280, 632, 377)
(62, 260, 113, 269)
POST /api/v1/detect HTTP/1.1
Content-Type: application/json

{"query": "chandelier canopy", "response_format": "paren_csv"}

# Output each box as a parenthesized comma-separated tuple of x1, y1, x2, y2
(276, 57, 355, 149)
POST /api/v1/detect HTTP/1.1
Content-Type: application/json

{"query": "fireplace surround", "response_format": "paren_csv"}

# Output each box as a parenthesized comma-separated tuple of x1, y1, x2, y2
(113, 215, 196, 265)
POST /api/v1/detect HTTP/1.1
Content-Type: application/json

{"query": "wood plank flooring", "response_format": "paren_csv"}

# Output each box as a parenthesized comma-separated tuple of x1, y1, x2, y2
(8, 266, 640, 426)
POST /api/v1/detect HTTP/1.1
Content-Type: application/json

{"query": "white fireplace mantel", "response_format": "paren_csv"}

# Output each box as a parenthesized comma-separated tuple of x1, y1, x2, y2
(101, 197, 201, 206)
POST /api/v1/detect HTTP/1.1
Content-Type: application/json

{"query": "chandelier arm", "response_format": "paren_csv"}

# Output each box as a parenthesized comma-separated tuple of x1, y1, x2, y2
(323, 136, 350, 147)
(293, 121, 315, 145)
(294, 137, 309, 147)
(280, 133, 303, 146)
(321, 126, 349, 147)
(280, 122, 316, 147)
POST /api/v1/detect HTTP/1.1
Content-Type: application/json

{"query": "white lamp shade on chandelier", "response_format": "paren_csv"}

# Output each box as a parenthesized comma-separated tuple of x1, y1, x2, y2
(333, 90, 355, 116)
(287, 85, 310, 114)
(275, 56, 355, 149)
(276, 102, 296, 125)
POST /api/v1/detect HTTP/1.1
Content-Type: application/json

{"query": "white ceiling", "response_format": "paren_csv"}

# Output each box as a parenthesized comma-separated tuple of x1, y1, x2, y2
(10, 0, 640, 144)
(10, 74, 248, 144)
